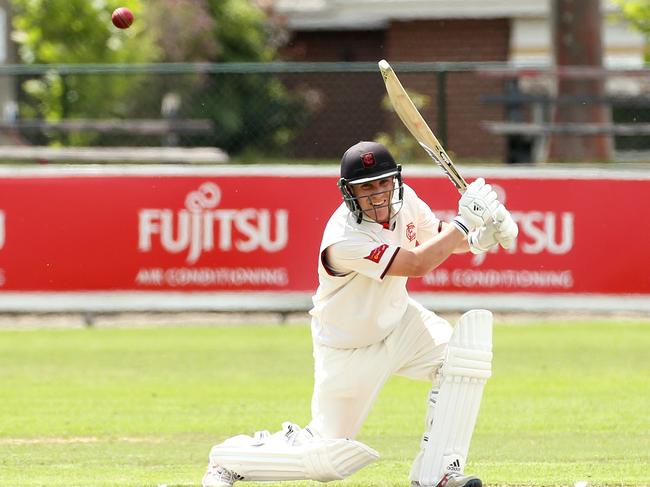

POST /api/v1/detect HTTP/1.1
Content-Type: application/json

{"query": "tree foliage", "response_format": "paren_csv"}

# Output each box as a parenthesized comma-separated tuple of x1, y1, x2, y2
(11, 0, 157, 65)
(615, 1, 650, 35)
(137, 0, 305, 155)
(10, 0, 306, 154)
(11, 0, 158, 146)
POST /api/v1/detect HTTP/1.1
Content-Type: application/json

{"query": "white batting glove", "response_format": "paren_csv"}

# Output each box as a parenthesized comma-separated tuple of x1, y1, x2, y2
(493, 204, 518, 249)
(452, 178, 499, 236)
(468, 204, 518, 253)
(468, 224, 498, 254)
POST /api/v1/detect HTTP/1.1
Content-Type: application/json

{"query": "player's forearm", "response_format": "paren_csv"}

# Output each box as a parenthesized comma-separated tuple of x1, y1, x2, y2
(440, 221, 470, 254)
(414, 225, 466, 272)
(388, 225, 464, 277)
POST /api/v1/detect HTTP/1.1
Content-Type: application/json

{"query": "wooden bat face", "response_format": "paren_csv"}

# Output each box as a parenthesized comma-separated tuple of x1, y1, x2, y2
(378, 60, 467, 193)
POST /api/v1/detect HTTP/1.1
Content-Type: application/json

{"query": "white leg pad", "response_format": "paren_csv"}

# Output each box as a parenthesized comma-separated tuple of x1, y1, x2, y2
(413, 309, 493, 486)
(209, 424, 379, 482)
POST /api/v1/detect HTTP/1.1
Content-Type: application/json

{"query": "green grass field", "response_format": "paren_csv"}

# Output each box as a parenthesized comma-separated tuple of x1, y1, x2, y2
(1, 318, 648, 487)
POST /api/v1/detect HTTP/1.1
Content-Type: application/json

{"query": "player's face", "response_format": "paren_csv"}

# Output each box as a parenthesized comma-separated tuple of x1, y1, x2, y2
(351, 177, 394, 223)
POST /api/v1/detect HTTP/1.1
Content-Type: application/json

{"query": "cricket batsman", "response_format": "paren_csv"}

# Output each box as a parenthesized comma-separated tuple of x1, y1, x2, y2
(202, 141, 519, 487)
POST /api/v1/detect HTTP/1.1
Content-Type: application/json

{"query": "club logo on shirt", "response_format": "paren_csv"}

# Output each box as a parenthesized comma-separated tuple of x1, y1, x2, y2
(364, 243, 388, 263)
(406, 222, 416, 241)
(360, 152, 376, 168)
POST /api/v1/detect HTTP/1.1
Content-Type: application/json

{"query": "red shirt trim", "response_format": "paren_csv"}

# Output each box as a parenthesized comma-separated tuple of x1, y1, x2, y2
(380, 247, 401, 279)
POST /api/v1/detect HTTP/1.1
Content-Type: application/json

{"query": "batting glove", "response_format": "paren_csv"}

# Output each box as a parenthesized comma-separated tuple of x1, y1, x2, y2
(493, 204, 518, 249)
(468, 224, 499, 254)
(452, 178, 499, 236)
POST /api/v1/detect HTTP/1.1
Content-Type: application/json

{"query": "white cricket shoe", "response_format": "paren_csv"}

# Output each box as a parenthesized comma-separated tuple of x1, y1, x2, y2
(202, 463, 242, 487)
(412, 473, 482, 487)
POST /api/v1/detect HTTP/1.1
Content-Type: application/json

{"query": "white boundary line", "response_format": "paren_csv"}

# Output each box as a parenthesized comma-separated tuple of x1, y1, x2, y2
(412, 292, 650, 313)
(0, 292, 311, 313)
(0, 291, 647, 313)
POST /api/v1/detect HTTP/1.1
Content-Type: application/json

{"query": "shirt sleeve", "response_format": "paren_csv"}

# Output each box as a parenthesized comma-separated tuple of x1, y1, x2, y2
(326, 239, 400, 281)
(416, 195, 441, 244)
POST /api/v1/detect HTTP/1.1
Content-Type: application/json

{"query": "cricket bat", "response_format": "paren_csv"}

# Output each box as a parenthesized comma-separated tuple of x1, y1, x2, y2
(378, 59, 467, 193)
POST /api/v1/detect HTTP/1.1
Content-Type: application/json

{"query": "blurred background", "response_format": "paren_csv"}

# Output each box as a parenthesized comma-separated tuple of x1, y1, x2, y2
(1, 6, 647, 486)
(0, 0, 649, 165)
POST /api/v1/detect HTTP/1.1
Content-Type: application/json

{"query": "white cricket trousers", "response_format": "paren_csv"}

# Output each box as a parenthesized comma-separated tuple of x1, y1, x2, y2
(308, 298, 452, 440)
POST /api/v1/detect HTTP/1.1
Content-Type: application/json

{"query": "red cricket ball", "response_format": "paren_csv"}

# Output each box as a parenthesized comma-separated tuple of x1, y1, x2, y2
(112, 7, 134, 29)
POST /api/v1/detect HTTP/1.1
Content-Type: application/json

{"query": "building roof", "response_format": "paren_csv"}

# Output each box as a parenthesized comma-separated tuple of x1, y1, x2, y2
(273, 0, 645, 67)
(274, 0, 626, 30)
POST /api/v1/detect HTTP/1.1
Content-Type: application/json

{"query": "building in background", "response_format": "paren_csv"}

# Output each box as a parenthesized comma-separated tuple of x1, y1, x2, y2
(274, 0, 644, 66)
(273, 0, 646, 161)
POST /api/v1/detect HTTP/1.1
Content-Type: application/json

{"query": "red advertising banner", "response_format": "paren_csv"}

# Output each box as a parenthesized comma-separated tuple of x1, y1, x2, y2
(0, 167, 648, 300)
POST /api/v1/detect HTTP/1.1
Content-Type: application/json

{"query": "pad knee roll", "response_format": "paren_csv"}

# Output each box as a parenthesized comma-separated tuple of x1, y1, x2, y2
(442, 309, 492, 380)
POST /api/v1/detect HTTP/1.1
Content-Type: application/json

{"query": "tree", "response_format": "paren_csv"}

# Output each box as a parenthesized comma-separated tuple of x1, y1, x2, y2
(10, 0, 306, 154)
(615, 0, 650, 36)
(137, 0, 306, 155)
(11, 0, 158, 130)
(548, 0, 612, 162)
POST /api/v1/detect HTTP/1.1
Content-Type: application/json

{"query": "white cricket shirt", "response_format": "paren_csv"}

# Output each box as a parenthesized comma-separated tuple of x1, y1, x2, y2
(310, 184, 441, 348)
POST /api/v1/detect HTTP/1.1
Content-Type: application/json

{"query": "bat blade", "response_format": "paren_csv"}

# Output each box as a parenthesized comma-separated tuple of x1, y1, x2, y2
(378, 59, 467, 193)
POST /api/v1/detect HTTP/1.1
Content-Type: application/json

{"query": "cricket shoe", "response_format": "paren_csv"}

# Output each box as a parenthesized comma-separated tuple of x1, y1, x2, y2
(412, 473, 482, 487)
(202, 463, 243, 487)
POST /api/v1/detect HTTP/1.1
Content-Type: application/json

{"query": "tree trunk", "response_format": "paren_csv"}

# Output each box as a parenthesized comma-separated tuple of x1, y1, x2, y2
(548, 0, 612, 162)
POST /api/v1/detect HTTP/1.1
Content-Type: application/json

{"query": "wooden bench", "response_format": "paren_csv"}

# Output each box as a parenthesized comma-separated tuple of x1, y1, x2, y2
(0, 118, 227, 163)
(481, 93, 650, 108)
(0, 118, 214, 136)
(482, 121, 650, 136)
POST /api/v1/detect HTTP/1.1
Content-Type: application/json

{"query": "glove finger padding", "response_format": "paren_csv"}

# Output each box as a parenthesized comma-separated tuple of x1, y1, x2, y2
(468, 225, 498, 254)
(496, 222, 518, 249)
(494, 206, 518, 249)
(493, 204, 508, 224)
(487, 191, 498, 210)
(477, 183, 492, 198)
(467, 177, 485, 191)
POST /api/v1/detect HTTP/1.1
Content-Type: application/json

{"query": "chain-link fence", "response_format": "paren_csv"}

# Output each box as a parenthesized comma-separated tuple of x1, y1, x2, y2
(1, 62, 650, 163)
